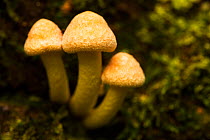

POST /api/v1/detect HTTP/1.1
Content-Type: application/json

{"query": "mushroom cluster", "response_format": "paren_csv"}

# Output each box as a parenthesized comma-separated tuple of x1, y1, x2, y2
(24, 11, 145, 129)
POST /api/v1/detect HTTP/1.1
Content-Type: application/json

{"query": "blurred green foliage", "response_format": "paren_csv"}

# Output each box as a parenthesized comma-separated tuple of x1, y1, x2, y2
(0, 0, 209, 139)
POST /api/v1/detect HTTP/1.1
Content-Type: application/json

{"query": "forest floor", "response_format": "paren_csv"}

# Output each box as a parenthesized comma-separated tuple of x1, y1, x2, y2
(0, 93, 124, 140)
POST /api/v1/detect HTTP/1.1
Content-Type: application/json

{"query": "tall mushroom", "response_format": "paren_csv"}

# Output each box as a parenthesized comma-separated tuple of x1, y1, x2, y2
(62, 11, 117, 117)
(83, 52, 145, 129)
(24, 19, 70, 104)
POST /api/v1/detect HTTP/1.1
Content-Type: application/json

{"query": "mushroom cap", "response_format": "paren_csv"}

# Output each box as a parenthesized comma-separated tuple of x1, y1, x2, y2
(24, 19, 62, 56)
(62, 11, 117, 53)
(102, 52, 145, 87)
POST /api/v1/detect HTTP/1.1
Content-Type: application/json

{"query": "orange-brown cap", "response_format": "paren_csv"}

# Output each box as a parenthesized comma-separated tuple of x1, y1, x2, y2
(102, 52, 145, 87)
(62, 11, 117, 53)
(24, 19, 62, 56)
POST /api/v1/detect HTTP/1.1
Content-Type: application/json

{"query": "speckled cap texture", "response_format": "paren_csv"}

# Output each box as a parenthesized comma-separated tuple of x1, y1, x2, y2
(62, 11, 117, 53)
(102, 52, 145, 87)
(24, 19, 62, 56)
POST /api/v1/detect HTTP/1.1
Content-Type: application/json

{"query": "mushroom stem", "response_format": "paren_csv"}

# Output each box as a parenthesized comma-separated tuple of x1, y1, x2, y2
(41, 52, 70, 103)
(83, 86, 127, 129)
(70, 52, 102, 117)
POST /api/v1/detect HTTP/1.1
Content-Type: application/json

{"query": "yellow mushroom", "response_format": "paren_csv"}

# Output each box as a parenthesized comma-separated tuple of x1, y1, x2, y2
(24, 19, 70, 104)
(62, 11, 117, 117)
(83, 52, 145, 129)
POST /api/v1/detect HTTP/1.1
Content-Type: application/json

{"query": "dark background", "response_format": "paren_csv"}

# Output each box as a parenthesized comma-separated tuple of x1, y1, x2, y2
(0, 0, 209, 139)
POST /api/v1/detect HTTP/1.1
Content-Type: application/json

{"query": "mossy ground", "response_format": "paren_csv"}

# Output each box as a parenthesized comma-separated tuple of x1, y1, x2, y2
(0, 93, 125, 140)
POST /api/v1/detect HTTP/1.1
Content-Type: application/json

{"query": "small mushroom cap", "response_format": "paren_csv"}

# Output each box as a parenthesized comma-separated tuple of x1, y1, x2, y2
(102, 52, 145, 87)
(24, 19, 62, 56)
(62, 11, 117, 53)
